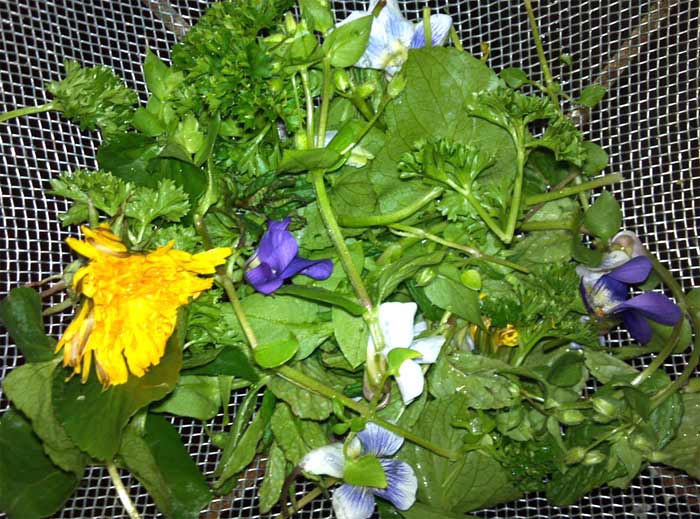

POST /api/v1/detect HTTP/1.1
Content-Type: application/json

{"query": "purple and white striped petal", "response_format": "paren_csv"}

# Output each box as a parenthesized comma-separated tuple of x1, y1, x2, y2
(332, 484, 376, 519)
(613, 292, 683, 326)
(409, 14, 453, 48)
(357, 422, 404, 457)
(374, 459, 418, 510)
(299, 443, 346, 478)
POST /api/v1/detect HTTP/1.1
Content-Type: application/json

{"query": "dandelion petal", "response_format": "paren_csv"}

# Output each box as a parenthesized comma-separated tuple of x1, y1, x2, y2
(374, 459, 418, 510)
(333, 484, 376, 519)
(358, 422, 404, 457)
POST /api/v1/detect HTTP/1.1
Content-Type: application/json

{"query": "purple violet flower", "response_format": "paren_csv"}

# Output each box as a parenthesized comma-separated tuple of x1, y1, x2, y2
(245, 218, 333, 295)
(300, 423, 417, 519)
(578, 254, 682, 343)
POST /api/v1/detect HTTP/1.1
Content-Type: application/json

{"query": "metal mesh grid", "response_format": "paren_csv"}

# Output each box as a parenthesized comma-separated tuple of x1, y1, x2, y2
(1, 0, 698, 517)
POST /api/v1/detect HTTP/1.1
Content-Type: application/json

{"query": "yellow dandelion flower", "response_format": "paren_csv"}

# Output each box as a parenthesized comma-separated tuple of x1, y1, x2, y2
(494, 324, 519, 349)
(56, 225, 231, 387)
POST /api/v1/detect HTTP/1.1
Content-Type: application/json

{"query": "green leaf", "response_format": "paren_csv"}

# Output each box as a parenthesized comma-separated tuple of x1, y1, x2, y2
(125, 179, 190, 225)
(151, 375, 222, 420)
(660, 392, 700, 479)
(276, 285, 365, 316)
(401, 395, 521, 512)
(239, 294, 333, 361)
(372, 251, 444, 303)
(608, 438, 643, 488)
(143, 49, 183, 100)
(277, 148, 343, 173)
(584, 349, 637, 384)
(332, 307, 368, 369)
(581, 141, 608, 176)
(0, 287, 56, 362)
(215, 391, 275, 487)
(270, 403, 328, 465)
(577, 84, 607, 107)
(583, 190, 622, 240)
(299, 0, 334, 33)
(97, 133, 161, 183)
(118, 413, 211, 518)
(429, 353, 519, 409)
(387, 348, 422, 376)
(132, 106, 165, 137)
(546, 454, 624, 506)
(400, 502, 480, 519)
(50, 169, 131, 224)
(547, 351, 584, 387)
(258, 442, 287, 514)
(183, 346, 260, 382)
(52, 335, 182, 461)
(623, 386, 651, 420)
(500, 67, 529, 88)
(3, 360, 88, 475)
(254, 336, 300, 368)
(343, 455, 387, 488)
(0, 409, 78, 519)
(322, 15, 372, 68)
(424, 275, 481, 325)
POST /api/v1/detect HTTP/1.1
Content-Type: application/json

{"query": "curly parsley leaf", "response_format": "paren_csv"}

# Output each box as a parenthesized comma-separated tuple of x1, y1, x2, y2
(125, 179, 190, 225)
(46, 60, 137, 138)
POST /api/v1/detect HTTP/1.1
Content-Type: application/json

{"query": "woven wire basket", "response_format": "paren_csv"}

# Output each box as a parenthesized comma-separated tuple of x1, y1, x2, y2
(1, 1, 699, 517)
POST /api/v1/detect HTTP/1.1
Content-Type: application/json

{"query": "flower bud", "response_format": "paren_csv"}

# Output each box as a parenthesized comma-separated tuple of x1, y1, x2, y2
(334, 70, 352, 92)
(630, 433, 656, 453)
(415, 267, 437, 287)
(564, 447, 586, 464)
(294, 132, 308, 150)
(582, 450, 606, 465)
(355, 82, 376, 99)
(591, 395, 624, 418)
(558, 409, 585, 425)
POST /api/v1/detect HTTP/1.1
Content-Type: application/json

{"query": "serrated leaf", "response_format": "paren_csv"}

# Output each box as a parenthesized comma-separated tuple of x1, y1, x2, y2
(500, 67, 529, 88)
(258, 442, 287, 514)
(583, 190, 621, 240)
(0, 409, 78, 519)
(270, 403, 328, 465)
(52, 334, 182, 461)
(118, 413, 212, 518)
(0, 287, 56, 362)
(3, 360, 88, 475)
(125, 179, 190, 224)
(50, 169, 131, 222)
(577, 84, 607, 107)
(581, 141, 608, 176)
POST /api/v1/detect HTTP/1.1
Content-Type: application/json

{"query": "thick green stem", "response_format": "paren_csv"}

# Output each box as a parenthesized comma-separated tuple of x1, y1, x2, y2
(502, 134, 527, 243)
(390, 223, 529, 274)
(339, 97, 390, 155)
(519, 220, 576, 232)
(338, 187, 443, 227)
(310, 170, 373, 310)
(524, 173, 623, 206)
(300, 69, 315, 149)
(0, 102, 55, 123)
(422, 8, 432, 47)
(107, 462, 141, 519)
(523, 0, 559, 106)
(523, 170, 580, 222)
(316, 58, 333, 147)
(277, 365, 458, 459)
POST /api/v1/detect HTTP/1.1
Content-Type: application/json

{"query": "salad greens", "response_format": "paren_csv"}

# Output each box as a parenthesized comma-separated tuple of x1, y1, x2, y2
(1, 1, 699, 518)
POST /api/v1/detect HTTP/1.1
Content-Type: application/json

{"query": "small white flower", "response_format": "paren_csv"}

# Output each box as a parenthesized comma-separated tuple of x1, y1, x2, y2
(369, 301, 445, 405)
(338, 0, 453, 75)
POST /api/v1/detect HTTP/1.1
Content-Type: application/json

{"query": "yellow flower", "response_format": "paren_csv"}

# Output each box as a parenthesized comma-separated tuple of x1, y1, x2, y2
(494, 324, 519, 349)
(56, 225, 231, 387)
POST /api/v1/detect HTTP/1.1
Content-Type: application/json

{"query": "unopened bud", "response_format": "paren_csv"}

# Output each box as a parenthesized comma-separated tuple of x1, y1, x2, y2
(558, 409, 585, 425)
(564, 447, 586, 464)
(592, 395, 624, 418)
(630, 433, 656, 453)
(415, 267, 437, 287)
(582, 450, 606, 465)
(334, 70, 351, 92)
(355, 82, 376, 99)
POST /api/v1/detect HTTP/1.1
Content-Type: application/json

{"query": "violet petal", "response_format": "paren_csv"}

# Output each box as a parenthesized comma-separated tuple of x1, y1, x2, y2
(614, 292, 682, 326)
(607, 256, 652, 285)
(256, 218, 299, 273)
(410, 13, 452, 48)
(281, 256, 333, 281)
(245, 263, 284, 295)
(621, 310, 654, 343)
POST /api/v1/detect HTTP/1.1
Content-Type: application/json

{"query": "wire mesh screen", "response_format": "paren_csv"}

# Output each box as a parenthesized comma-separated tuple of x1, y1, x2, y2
(1, 0, 699, 517)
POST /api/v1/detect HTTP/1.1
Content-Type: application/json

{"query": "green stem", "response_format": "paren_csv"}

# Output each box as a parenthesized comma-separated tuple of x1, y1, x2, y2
(316, 58, 333, 147)
(338, 188, 443, 227)
(422, 8, 432, 47)
(277, 365, 459, 459)
(522, 170, 580, 222)
(0, 102, 55, 123)
(390, 223, 529, 274)
(446, 180, 508, 242)
(523, 0, 559, 106)
(107, 462, 141, 519)
(300, 69, 315, 149)
(519, 220, 576, 232)
(275, 480, 336, 519)
(449, 26, 464, 51)
(502, 133, 527, 243)
(310, 170, 373, 310)
(524, 173, 623, 206)
(339, 97, 390, 155)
